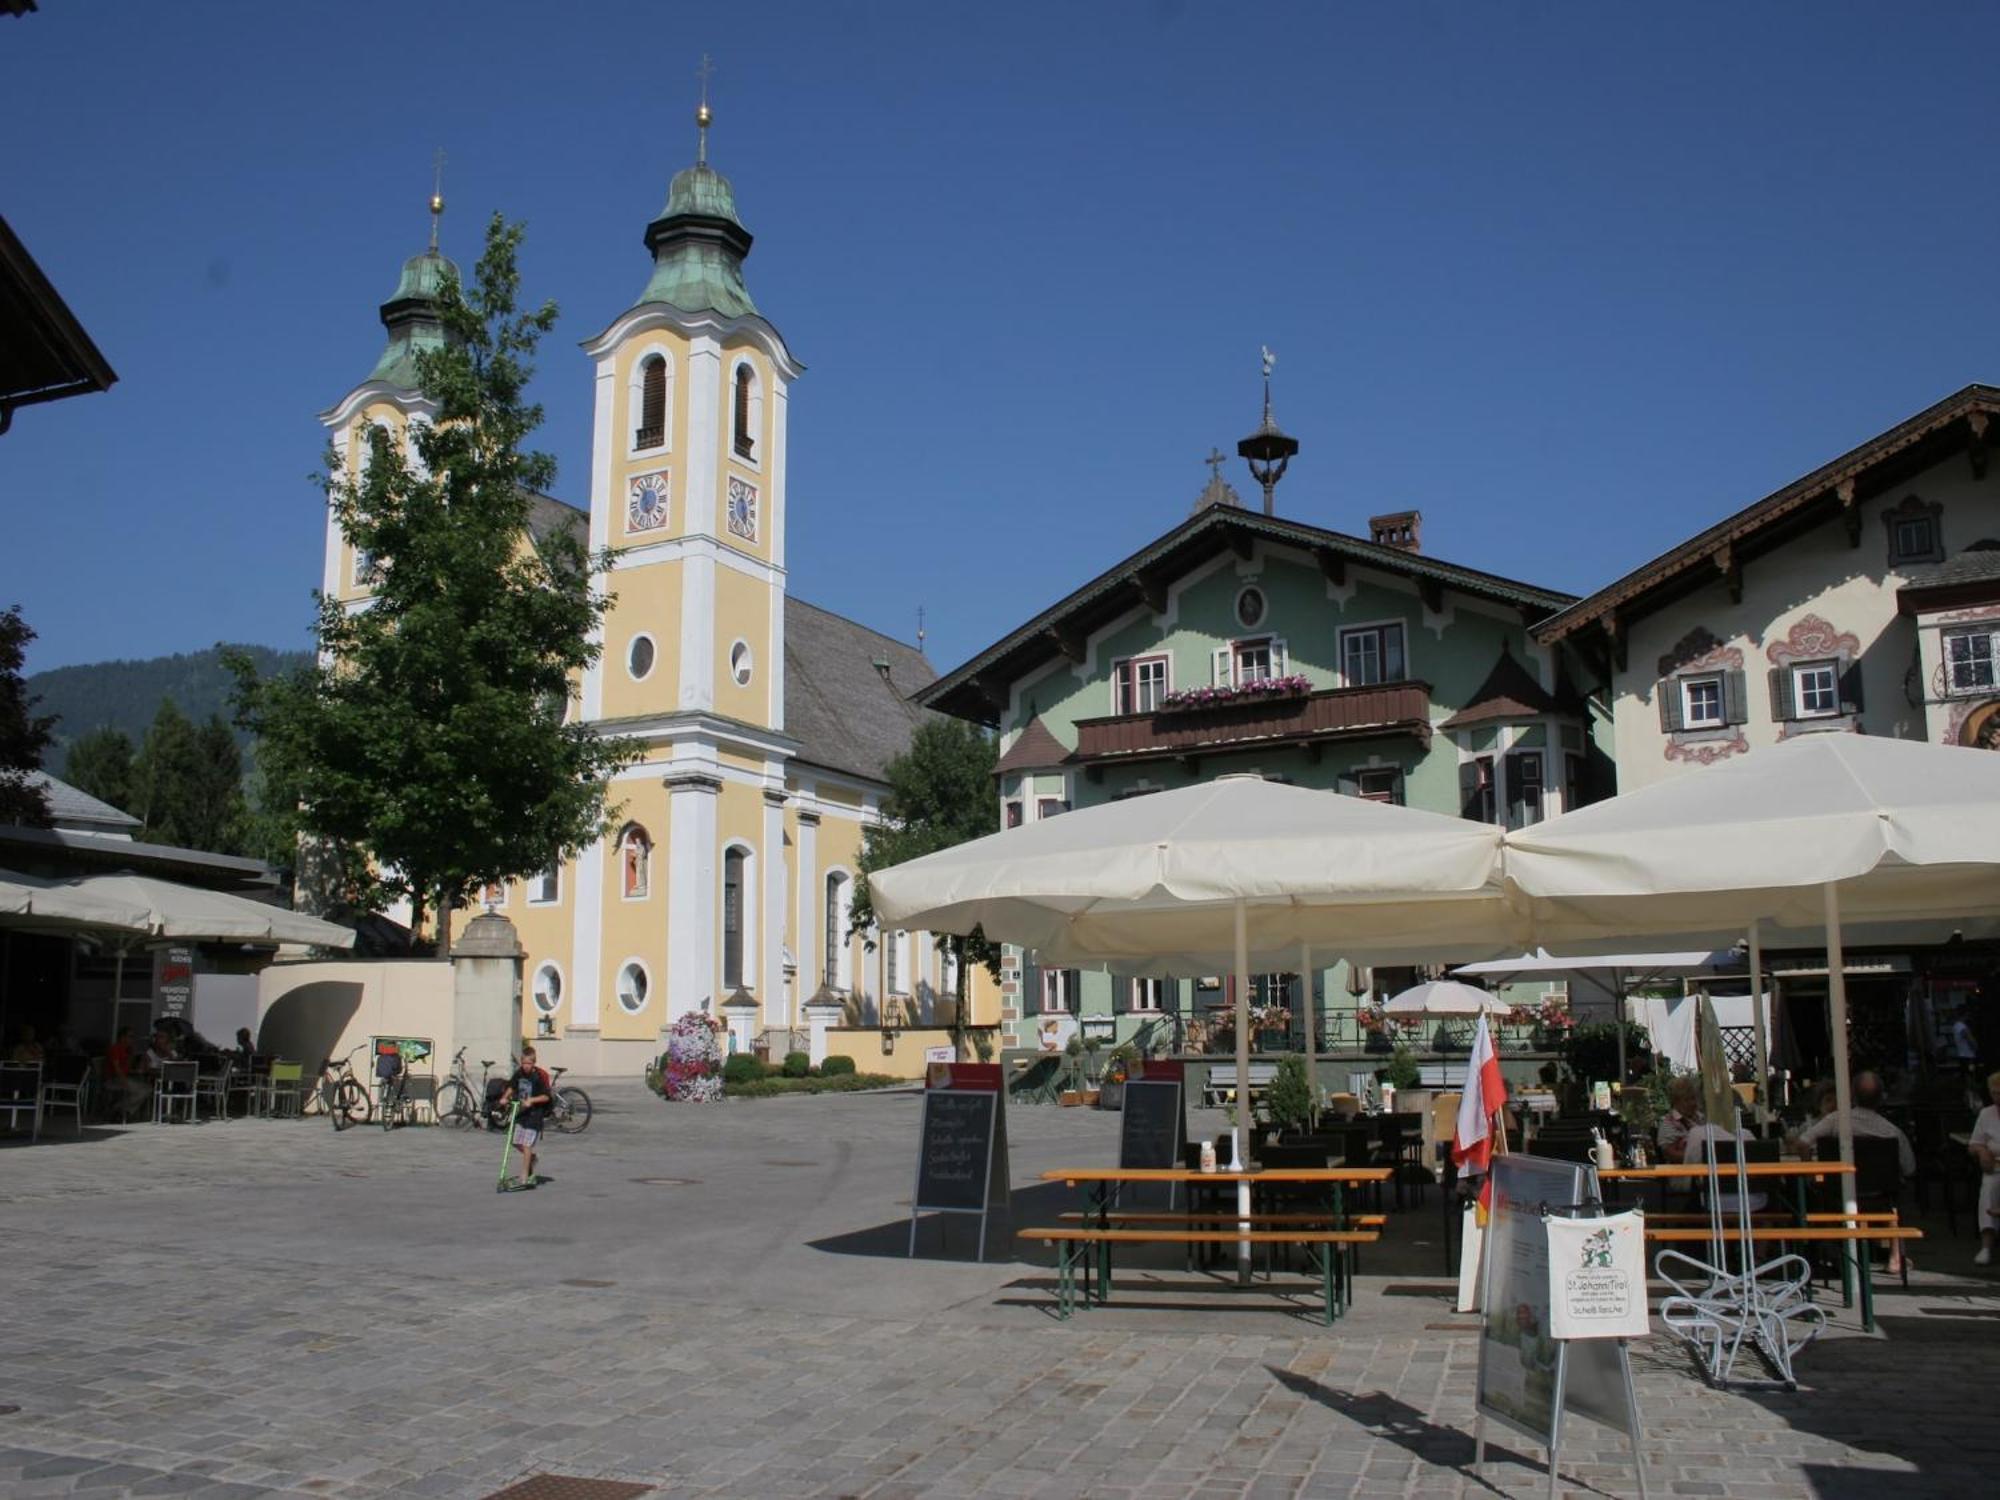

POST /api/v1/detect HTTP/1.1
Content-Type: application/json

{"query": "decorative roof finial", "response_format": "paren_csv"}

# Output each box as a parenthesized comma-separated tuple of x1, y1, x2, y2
(696, 54, 715, 166)
(428, 148, 446, 253)
(1237, 345, 1299, 516)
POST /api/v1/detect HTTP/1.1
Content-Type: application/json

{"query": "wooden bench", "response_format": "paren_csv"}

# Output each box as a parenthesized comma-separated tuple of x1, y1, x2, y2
(1201, 1062, 1277, 1109)
(1645, 1220, 1921, 1332)
(1023, 1224, 1381, 1324)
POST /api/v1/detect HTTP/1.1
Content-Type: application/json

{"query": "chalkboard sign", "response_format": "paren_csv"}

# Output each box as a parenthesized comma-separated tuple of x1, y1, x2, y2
(1119, 1079, 1185, 1172)
(1472, 1154, 1644, 1496)
(909, 1088, 1010, 1260)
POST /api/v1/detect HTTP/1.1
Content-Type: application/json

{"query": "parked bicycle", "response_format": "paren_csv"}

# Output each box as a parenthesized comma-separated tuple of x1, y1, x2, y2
(435, 1047, 503, 1129)
(546, 1065, 592, 1134)
(301, 1044, 371, 1129)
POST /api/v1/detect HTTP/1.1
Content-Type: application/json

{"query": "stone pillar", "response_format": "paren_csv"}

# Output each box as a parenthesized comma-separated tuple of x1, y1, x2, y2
(453, 912, 525, 1076)
(805, 991, 844, 1067)
(665, 771, 721, 1020)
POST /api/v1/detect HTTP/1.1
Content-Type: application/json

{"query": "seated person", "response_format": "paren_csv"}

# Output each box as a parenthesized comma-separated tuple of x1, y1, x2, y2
(1968, 1069, 1999, 1268)
(1790, 1070, 1917, 1274)
(103, 1028, 148, 1118)
(143, 1028, 176, 1071)
(1682, 1117, 1768, 1213)
(234, 1028, 256, 1065)
(1656, 1076, 1701, 1164)
(9, 1025, 45, 1065)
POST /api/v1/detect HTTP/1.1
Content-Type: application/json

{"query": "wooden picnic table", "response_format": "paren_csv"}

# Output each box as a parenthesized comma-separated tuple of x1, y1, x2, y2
(1030, 1167, 1394, 1322)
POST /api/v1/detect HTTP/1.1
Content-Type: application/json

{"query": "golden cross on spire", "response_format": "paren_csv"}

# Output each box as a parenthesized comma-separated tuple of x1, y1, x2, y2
(428, 148, 446, 253)
(696, 54, 715, 165)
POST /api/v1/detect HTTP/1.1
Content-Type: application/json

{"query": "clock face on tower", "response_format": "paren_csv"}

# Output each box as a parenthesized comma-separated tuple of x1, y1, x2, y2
(627, 470, 671, 534)
(727, 475, 759, 543)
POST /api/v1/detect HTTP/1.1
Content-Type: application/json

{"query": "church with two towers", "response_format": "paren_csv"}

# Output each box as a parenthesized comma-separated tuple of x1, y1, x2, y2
(316, 108, 986, 1072)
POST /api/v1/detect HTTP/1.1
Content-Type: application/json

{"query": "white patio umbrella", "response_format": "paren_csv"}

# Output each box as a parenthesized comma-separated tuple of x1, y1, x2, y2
(44, 873, 355, 948)
(868, 773, 1523, 1277)
(0, 868, 156, 932)
(1380, 979, 1511, 1017)
(1503, 733, 2000, 1210)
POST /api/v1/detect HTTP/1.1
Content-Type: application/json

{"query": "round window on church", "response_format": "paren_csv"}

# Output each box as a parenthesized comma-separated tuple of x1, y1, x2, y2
(532, 963, 563, 1015)
(616, 960, 650, 1014)
(730, 639, 753, 687)
(1236, 586, 1266, 630)
(628, 634, 656, 680)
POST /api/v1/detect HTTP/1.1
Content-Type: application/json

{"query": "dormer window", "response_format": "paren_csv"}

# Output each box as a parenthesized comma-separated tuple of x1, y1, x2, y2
(636, 355, 666, 450)
(733, 363, 756, 460)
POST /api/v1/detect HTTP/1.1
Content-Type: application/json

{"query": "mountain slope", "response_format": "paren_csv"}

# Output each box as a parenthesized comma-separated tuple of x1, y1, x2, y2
(27, 645, 310, 775)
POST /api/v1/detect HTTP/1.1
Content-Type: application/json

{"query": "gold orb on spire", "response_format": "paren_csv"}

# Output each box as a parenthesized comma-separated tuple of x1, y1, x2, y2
(429, 192, 445, 215)
(696, 102, 712, 129)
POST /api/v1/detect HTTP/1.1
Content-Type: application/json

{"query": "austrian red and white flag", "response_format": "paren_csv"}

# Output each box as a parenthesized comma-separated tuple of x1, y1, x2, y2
(1453, 1015, 1509, 1218)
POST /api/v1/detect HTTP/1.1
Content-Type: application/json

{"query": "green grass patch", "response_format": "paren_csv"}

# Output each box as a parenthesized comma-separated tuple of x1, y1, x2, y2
(723, 1072, 904, 1098)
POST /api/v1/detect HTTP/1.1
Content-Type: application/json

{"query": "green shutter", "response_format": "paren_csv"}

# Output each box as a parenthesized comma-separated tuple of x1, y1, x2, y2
(1658, 680, 1685, 733)
(1723, 670, 1749, 725)
(1769, 667, 1796, 722)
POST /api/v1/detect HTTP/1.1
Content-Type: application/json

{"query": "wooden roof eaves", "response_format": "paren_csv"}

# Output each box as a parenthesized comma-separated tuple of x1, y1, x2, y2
(1535, 383, 2000, 645)
(919, 508, 1576, 722)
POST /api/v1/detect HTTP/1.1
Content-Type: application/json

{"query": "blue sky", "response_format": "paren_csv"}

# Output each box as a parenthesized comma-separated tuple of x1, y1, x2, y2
(9, 2, 2000, 676)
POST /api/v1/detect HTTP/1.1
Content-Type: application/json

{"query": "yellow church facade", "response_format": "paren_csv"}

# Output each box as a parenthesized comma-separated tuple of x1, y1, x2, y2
(316, 126, 995, 1074)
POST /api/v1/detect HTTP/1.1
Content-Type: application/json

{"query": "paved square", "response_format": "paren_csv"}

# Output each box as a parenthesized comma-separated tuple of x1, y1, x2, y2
(2, 1085, 1993, 1498)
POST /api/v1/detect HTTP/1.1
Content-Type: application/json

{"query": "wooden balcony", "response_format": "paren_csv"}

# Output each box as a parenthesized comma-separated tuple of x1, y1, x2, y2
(1072, 680, 1433, 771)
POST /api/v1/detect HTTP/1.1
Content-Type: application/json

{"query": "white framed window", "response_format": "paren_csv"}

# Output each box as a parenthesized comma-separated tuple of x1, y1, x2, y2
(1113, 654, 1169, 715)
(731, 360, 763, 466)
(1340, 623, 1406, 686)
(1004, 800, 1023, 828)
(616, 959, 650, 1014)
(722, 848, 747, 990)
(528, 865, 560, 905)
(1039, 969, 1077, 1013)
(1355, 767, 1400, 804)
(630, 350, 673, 453)
(1505, 749, 1544, 829)
(532, 962, 564, 1015)
(1127, 977, 1167, 1012)
(1680, 674, 1725, 729)
(1037, 796, 1067, 820)
(1945, 625, 1999, 694)
(1460, 755, 1496, 824)
(1793, 661, 1839, 718)
(729, 639, 753, 686)
(1235, 637, 1273, 684)
(1892, 514, 1935, 563)
(627, 633, 656, 680)
(824, 872, 852, 988)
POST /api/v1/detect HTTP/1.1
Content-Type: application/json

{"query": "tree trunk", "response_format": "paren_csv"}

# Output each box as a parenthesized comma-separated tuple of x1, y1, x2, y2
(438, 882, 454, 960)
(409, 886, 428, 957)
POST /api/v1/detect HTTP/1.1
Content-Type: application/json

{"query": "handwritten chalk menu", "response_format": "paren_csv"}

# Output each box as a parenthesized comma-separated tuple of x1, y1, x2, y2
(909, 1088, 1010, 1260)
(1119, 1078, 1186, 1172)
(1473, 1154, 1644, 1495)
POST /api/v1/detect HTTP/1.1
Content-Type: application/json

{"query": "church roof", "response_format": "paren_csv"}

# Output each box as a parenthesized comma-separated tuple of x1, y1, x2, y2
(369, 248, 459, 388)
(994, 716, 1071, 775)
(783, 597, 938, 782)
(1439, 645, 1566, 730)
(638, 161, 758, 319)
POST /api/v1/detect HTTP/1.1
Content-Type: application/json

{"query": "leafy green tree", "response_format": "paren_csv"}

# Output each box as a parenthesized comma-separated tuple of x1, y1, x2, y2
(232, 214, 630, 947)
(0, 605, 54, 827)
(64, 726, 136, 814)
(850, 718, 1002, 1028)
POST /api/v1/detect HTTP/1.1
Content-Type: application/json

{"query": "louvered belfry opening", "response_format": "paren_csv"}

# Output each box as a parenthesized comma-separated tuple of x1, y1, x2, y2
(635, 355, 666, 449)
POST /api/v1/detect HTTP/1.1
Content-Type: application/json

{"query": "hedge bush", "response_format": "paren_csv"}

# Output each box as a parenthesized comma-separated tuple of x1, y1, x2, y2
(782, 1050, 811, 1078)
(723, 1071, 900, 1098)
(820, 1054, 857, 1077)
(721, 1052, 767, 1085)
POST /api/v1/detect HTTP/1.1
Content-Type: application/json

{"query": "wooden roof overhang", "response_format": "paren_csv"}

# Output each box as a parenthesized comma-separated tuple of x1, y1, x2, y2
(920, 506, 1574, 725)
(1535, 384, 2000, 668)
(0, 216, 116, 434)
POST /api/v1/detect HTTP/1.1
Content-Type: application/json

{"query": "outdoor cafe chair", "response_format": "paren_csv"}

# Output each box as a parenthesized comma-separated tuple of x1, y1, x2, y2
(38, 1055, 90, 1135)
(153, 1061, 199, 1124)
(226, 1055, 270, 1117)
(0, 1062, 42, 1140)
(263, 1060, 305, 1119)
(193, 1058, 232, 1120)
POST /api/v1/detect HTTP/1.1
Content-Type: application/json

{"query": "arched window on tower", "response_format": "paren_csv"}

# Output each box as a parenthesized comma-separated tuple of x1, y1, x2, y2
(733, 362, 757, 461)
(636, 355, 667, 450)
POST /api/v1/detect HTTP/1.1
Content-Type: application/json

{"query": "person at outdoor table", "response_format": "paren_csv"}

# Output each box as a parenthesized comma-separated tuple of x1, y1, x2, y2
(233, 1028, 255, 1063)
(1656, 1076, 1701, 1162)
(1970, 1068, 2000, 1267)
(142, 1028, 176, 1071)
(8, 1025, 44, 1064)
(1788, 1070, 1917, 1275)
(104, 1028, 146, 1117)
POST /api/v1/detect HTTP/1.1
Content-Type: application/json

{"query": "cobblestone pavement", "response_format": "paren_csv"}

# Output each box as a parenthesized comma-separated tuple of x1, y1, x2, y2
(2, 1083, 1994, 1498)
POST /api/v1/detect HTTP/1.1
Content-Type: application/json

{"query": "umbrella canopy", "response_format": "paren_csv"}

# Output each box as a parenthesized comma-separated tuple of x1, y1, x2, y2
(0, 868, 157, 932)
(1381, 979, 1511, 1018)
(1502, 734, 2000, 947)
(29, 872, 355, 948)
(867, 773, 1519, 967)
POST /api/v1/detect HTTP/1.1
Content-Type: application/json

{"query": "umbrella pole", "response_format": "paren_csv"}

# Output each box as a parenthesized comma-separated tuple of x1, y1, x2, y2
(1748, 922, 1771, 1131)
(1824, 883, 1860, 1218)
(1614, 967, 1628, 1087)
(1299, 942, 1315, 1127)
(1234, 899, 1252, 1285)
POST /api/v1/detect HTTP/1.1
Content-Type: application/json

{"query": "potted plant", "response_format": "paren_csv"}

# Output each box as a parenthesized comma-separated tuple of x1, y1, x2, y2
(1265, 1053, 1317, 1138)
(1358, 1005, 1393, 1054)
(1098, 1042, 1138, 1110)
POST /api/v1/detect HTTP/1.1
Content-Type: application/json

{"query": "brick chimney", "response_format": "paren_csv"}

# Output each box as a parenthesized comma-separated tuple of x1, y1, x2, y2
(1369, 510, 1422, 553)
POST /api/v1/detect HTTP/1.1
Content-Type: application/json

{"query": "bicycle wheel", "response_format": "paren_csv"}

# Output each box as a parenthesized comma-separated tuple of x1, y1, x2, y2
(299, 1073, 327, 1117)
(550, 1085, 592, 1134)
(435, 1080, 476, 1128)
(332, 1076, 370, 1130)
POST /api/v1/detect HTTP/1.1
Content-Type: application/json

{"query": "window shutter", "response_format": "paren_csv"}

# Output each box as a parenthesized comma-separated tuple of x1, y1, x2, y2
(1272, 638, 1289, 676)
(1658, 680, 1685, 733)
(1390, 769, 1406, 807)
(1212, 647, 1232, 687)
(1840, 661, 1865, 713)
(1723, 669, 1749, 725)
(1768, 667, 1796, 722)
(1336, 772, 1359, 797)
(1458, 760, 1481, 819)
